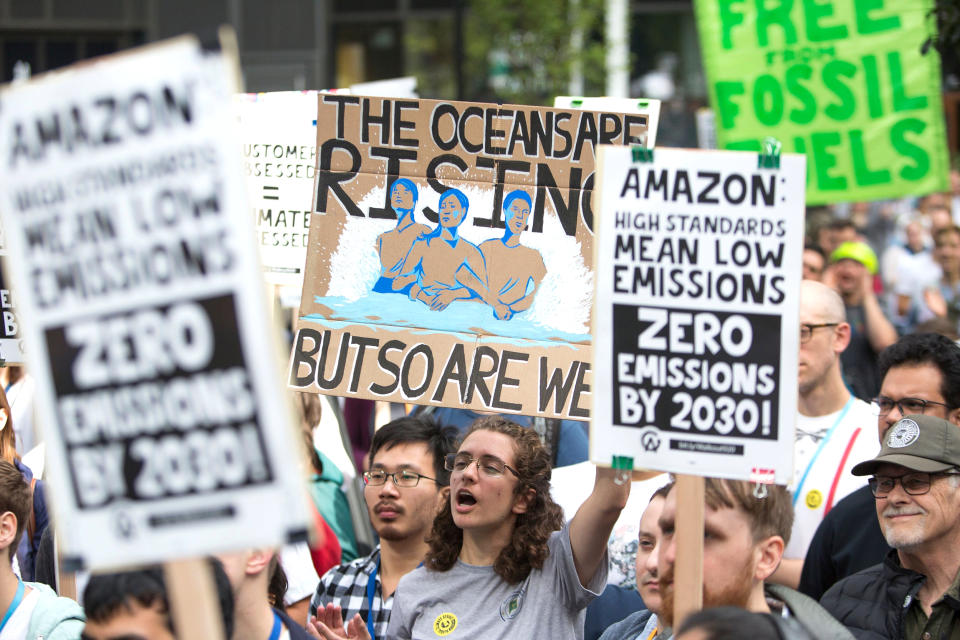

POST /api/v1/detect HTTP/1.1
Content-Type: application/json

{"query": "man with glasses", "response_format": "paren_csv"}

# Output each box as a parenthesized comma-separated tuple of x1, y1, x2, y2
(821, 414, 960, 639)
(800, 332, 960, 600)
(772, 281, 878, 589)
(308, 416, 457, 639)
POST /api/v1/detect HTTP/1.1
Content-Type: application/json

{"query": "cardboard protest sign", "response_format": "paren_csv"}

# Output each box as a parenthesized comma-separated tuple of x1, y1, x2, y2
(591, 146, 805, 483)
(694, 0, 949, 205)
(553, 96, 662, 148)
(290, 95, 656, 419)
(236, 91, 317, 286)
(0, 36, 309, 569)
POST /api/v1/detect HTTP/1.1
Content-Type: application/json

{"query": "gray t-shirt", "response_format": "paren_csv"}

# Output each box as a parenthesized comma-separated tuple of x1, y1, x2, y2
(387, 521, 606, 639)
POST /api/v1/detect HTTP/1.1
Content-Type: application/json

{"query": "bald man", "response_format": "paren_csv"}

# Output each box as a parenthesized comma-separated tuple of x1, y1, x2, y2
(770, 280, 878, 589)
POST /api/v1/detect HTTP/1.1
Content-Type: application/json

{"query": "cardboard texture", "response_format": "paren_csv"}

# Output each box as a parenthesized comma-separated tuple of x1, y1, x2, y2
(553, 96, 662, 149)
(0, 35, 309, 569)
(591, 146, 805, 483)
(293, 95, 655, 419)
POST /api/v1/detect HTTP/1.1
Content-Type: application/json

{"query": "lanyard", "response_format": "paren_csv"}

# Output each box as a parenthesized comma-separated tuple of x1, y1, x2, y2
(0, 579, 25, 633)
(792, 397, 854, 507)
(268, 610, 282, 640)
(366, 560, 379, 640)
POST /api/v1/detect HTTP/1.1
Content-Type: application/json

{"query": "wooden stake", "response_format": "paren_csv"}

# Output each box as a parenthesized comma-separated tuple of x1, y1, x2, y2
(674, 474, 705, 629)
(164, 558, 226, 640)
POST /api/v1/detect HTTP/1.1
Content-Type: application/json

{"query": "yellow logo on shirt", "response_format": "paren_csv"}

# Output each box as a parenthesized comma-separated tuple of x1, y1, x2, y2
(434, 613, 457, 636)
(805, 489, 823, 509)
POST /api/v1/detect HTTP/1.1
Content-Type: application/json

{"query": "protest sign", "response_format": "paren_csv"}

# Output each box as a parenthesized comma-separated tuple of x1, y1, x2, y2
(694, 0, 949, 204)
(0, 233, 24, 364)
(591, 146, 805, 483)
(291, 95, 657, 419)
(553, 96, 661, 148)
(0, 35, 309, 570)
(236, 91, 317, 286)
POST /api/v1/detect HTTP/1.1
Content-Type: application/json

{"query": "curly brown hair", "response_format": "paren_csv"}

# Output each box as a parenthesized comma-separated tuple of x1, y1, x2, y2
(424, 416, 564, 584)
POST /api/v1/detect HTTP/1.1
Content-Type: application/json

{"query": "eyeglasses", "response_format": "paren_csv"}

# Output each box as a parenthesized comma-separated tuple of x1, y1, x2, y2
(444, 453, 519, 478)
(799, 323, 838, 343)
(872, 396, 949, 417)
(362, 469, 438, 488)
(868, 471, 960, 497)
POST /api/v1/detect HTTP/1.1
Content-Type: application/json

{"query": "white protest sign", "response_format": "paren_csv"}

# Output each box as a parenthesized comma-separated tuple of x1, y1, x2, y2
(236, 91, 318, 286)
(0, 36, 309, 569)
(0, 232, 25, 363)
(554, 96, 661, 148)
(592, 146, 805, 484)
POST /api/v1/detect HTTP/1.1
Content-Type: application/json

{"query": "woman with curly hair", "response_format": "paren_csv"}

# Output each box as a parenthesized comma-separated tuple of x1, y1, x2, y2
(382, 415, 631, 639)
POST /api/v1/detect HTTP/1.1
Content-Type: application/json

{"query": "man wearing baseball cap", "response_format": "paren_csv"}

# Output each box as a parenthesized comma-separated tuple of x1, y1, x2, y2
(821, 414, 960, 639)
(826, 241, 897, 401)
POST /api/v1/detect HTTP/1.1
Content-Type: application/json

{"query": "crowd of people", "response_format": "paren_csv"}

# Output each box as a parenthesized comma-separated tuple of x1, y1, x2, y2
(3, 177, 960, 639)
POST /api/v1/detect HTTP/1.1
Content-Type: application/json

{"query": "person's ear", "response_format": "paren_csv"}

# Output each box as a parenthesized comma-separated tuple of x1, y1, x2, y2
(436, 486, 450, 513)
(512, 487, 536, 515)
(948, 406, 960, 428)
(246, 549, 273, 576)
(753, 535, 785, 582)
(833, 322, 851, 353)
(0, 511, 17, 551)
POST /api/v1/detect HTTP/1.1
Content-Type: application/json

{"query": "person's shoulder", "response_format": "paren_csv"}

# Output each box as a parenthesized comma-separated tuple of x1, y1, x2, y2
(25, 582, 85, 639)
(765, 584, 855, 640)
(320, 549, 379, 583)
(597, 610, 655, 640)
(820, 562, 888, 604)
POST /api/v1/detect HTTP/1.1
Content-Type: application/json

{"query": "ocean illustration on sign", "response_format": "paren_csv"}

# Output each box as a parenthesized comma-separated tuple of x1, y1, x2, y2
(304, 179, 593, 344)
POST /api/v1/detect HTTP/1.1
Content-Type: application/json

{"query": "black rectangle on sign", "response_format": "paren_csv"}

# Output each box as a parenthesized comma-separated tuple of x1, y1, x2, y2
(611, 303, 780, 440)
(45, 294, 275, 510)
(669, 439, 745, 456)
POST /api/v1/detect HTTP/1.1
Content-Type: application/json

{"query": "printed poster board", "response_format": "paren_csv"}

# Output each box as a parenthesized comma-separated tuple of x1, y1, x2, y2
(0, 36, 309, 569)
(553, 96, 662, 148)
(694, 0, 949, 205)
(591, 146, 805, 483)
(0, 229, 25, 363)
(236, 91, 318, 286)
(290, 95, 656, 420)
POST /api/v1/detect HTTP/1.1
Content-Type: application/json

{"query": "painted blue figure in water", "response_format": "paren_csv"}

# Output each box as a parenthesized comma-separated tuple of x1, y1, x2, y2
(468, 190, 546, 320)
(392, 188, 488, 311)
(373, 178, 430, 294)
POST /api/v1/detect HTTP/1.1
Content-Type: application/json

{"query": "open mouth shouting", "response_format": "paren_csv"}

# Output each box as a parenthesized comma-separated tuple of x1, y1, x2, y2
(455, 489, 477, 513)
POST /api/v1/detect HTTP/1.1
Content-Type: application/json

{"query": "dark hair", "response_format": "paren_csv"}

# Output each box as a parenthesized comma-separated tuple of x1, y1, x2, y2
(803, 242, 825, 259)
(703, 478, 793, 545)
(676, 607, 784, 639)
(0, 460, 29, 560)
(827, 218, 856, 232)
(651, 479, 674, 503)
(425, 416, 564, 584)
(268, 554, 288, 609)
(878, 333, 960, 410)
(934, 225, 960, 248)
(85, 561, 234, 637)
(368, 416, 458, 485)
(0, 385, 17, 464)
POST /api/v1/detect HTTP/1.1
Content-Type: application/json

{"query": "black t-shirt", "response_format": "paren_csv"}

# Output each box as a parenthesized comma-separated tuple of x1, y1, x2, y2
(798, 485, 891, 601)
(840, 304, 881, 401)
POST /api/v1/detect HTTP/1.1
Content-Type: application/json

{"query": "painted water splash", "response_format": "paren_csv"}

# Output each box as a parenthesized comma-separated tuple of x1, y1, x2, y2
(319, 182, 592, 339)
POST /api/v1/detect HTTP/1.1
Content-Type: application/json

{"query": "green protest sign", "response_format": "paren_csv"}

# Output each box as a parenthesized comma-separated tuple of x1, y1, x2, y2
(694, 0, 949, 205)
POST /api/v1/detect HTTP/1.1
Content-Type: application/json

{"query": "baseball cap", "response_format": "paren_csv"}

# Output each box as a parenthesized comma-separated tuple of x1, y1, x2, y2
(830, 241, 878, 275)
(852, 415, 960, 476)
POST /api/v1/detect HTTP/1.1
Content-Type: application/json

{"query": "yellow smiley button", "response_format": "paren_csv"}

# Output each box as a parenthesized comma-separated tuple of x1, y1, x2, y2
(805, 489, 823, 509)
(434, 613, 457, 636)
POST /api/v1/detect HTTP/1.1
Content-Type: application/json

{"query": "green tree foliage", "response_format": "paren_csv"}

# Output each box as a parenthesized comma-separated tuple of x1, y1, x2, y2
(464, 0, 606, 105)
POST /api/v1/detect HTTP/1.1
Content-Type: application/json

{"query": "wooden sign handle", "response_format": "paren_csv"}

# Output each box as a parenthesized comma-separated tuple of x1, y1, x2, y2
(674, 474, 705, 628)
(164, 558, 226, 640)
